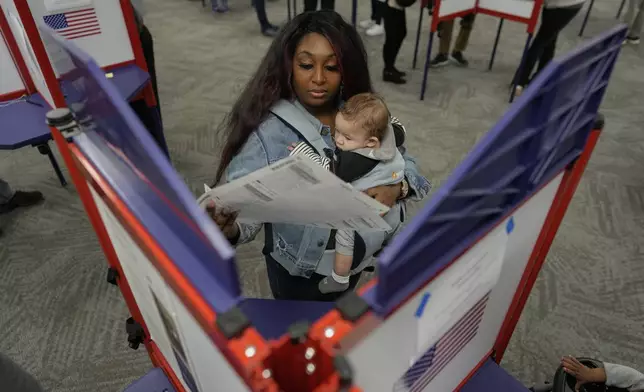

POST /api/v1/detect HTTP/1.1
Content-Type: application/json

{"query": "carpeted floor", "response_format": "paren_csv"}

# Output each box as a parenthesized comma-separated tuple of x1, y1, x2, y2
(1, 0, 643, 390)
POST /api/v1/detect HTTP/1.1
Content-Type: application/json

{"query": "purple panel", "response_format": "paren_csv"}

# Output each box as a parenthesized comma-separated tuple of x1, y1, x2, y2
(459, 359, 529, 392)
(0, 93, 52, 149)
(124, 368, 177, 392)
(59, 63, 150, 102)
(365, 26, 627, 314)
(37, 24, 241, 311)
(239, 298, 334, 340)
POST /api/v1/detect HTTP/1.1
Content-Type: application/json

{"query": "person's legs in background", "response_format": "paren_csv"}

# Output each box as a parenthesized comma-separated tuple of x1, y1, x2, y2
(320, 0, 334, 10)
(0, 179, 43, 215)
(359, 0, 385, 36)
(382, 3, 407, 84)
(431, 13, 475, 67)
(514, 5, 582, 94)
(211, 0, 229, 13)
(430, 19, 454, 67)
(253, 0, 279, 36)
(0, 178, 44, 236)
(0, 352, 43, 392)
(304, 0, 317, 12)
(451, 13, 476, 66)
(623, 0, 644, 43)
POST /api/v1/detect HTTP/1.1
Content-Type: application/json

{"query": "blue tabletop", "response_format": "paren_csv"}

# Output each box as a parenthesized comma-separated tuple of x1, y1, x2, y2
(460, 359, 530, 392)
(0, 64, 151, 151)
(0, 93, 52, 150)
(124, 358, 528, 391)
(239, 298, 334, 340)
(123, 368, 176, 392)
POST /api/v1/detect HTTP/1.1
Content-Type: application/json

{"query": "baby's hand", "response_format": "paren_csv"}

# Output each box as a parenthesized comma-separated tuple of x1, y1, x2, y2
(288, 142, 300, 152)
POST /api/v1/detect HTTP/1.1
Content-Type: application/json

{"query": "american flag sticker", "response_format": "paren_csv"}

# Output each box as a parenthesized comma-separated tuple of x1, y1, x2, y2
(394, 292, 491, 392)
(43, 7, 101, 40)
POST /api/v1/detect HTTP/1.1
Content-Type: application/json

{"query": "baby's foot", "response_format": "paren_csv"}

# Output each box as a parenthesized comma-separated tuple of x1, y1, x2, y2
(319, 276, 349, 294)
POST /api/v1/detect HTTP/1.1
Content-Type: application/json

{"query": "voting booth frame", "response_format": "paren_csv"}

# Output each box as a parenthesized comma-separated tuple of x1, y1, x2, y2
(41, 19, 625, 392)
(413, 0, 545, 101)
(0, 0, 158, 183)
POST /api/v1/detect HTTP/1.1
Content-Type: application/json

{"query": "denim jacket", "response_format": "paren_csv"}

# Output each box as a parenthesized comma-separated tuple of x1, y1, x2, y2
(225, 100, 431, 278)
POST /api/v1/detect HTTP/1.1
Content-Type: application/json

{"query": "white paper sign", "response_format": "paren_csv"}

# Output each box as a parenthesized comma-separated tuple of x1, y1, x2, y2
(416, 226, 509, 354)
(198, 155, 391, 232)
(45, 0, 92, 12)
(7, 11, 53, 106)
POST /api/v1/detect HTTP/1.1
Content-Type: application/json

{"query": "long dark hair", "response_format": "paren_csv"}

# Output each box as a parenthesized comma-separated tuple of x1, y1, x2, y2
(214, 10, 373, 184)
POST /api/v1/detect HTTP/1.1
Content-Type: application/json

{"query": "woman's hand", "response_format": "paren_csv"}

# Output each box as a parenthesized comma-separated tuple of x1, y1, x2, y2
(205, 201, 240, 241)
(366, 182, 403, 208)
(561, 356, 607, 391)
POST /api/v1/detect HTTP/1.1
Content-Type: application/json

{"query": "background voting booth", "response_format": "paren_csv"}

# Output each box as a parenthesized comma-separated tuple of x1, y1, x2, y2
(412, 0, 544, 101)
(0, 0, 162, 184)
(41, 15, 624, 391)
(0, 5, 66, 184)
(578, 0, 628, 37)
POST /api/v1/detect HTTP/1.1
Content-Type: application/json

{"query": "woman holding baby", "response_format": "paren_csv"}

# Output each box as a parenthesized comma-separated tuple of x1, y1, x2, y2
(209, 11, 430, 302)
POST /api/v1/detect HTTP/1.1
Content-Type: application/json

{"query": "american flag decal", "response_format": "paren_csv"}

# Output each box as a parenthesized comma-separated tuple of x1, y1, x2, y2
(394, 292, 491, 392)
(43, 8, 101, 40)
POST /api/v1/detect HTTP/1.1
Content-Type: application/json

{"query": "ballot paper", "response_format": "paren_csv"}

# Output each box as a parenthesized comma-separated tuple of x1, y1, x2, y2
(415, 226, 509, 356)
(198, 155, 392, 231)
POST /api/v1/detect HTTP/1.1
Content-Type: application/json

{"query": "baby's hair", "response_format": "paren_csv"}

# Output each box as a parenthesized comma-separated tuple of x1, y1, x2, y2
(339, 93, 390, 140)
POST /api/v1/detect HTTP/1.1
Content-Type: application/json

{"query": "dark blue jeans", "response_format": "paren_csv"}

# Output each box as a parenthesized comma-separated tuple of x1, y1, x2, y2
(252, 0, 270, 29)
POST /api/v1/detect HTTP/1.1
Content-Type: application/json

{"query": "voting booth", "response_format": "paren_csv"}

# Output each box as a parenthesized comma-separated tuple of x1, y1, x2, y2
(41, 19, 625, 391)
(413, 0, 544, 100)
(0, 4, 67, 184)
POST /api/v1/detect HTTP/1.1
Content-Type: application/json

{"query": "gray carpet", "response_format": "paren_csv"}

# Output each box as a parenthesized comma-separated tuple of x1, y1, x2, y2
(1, 0, 643, 390)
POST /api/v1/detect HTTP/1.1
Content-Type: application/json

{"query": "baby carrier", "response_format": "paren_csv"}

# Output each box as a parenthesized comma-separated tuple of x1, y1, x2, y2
(269, 100, 407, 274)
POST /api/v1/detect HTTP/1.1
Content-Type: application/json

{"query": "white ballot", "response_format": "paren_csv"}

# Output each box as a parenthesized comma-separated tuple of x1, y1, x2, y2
(415, 226, 509, 355)
(198, 155, 391, 231)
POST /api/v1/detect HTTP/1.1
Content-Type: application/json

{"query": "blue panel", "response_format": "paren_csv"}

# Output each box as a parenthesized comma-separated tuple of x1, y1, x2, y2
(367, 26, 627, 314)
(459, 359, 529, 392)
(124, 368, 177, 392)
(37, 24, 242, 312)
(239, 299, 334, 340)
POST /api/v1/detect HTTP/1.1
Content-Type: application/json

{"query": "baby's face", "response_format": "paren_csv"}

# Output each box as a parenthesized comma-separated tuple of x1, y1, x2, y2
(334, 113, 379, 151)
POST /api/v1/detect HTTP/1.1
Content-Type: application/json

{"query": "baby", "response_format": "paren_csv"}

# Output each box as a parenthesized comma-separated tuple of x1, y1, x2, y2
(289, 93, 406, 294)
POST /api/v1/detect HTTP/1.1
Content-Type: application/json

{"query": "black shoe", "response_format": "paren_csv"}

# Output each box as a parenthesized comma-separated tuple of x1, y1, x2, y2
(261, 24, 279, 37)
(392, 67, 407, 77)
(450, 51, 469, 67)
(383, 69, 406, 84)
(625, 35, 640, 44)
(430, 53, 449, 68)
(0, 190, 44, 214)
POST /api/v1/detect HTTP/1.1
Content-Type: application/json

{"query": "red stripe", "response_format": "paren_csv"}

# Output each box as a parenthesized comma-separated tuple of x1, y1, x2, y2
(63, 29, 101, 40)
(65, 7, 95, 16)
(66, 13, 96, 21)
(67, 18, 99, 26)
(59, 22, 100, 33)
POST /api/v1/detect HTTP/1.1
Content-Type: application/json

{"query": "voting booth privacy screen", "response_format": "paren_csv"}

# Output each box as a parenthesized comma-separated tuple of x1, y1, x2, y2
(41, 17, 626, 392)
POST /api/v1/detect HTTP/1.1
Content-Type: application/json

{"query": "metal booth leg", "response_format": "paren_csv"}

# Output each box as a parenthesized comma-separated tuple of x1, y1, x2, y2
(420, 31, 435, 101)
(489, 18, 505, 71)
(37, 143, 67, 187)
(578, 0, 595, 37)
(412, 2, 425, 69)
(616, 0, 626, 19)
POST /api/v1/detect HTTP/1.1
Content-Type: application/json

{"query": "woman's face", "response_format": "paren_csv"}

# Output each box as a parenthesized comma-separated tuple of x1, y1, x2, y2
(292, 32, 342, 109)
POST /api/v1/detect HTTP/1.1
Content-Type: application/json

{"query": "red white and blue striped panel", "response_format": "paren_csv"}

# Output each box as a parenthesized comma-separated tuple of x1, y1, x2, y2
(43, 8, 101, 40)
(394, 292, 491, 392)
